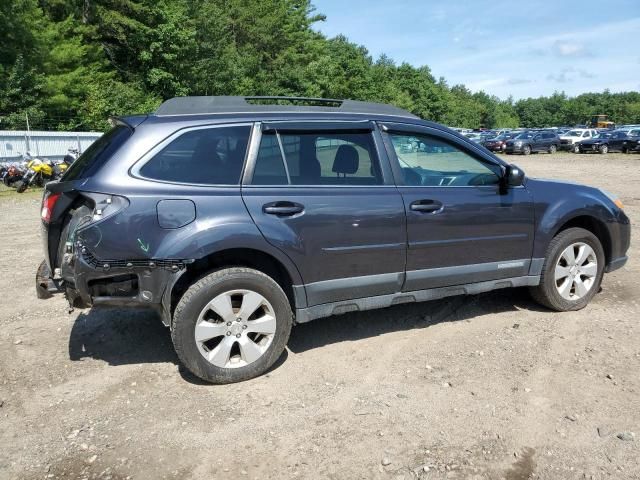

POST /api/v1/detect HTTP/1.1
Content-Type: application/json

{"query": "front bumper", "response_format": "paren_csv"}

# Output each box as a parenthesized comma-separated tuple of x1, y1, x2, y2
(605, 256, 628, 272)
(504, 144, 524, 153)
(485, 144, 505, 152)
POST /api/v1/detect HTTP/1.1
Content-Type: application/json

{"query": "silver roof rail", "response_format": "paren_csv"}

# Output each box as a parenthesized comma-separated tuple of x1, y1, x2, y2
(154, 96, 418, 119)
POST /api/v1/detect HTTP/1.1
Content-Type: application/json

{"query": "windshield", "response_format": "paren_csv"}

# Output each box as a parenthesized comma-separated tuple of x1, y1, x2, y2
(565, 130, 583, 137)
(515, 132, 534, 140)
(594, 132, 612, 139)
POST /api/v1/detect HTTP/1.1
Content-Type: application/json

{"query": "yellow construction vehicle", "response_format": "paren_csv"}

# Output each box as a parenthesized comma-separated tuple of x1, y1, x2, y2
(587, 114, 615, 129)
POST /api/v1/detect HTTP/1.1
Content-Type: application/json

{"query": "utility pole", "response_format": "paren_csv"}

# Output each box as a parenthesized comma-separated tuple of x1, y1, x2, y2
(25, 112, 31, 153)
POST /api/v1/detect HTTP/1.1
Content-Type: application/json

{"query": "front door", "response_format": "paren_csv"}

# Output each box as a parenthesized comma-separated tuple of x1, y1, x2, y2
(242, 122, 406, 306)
(380, 123, 535, 292)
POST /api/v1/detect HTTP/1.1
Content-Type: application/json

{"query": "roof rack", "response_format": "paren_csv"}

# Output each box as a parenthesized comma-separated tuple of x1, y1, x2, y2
(154, 96, 418, 119)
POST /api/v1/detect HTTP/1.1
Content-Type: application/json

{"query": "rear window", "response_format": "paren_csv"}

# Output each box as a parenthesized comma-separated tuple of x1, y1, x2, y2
(252, 131, 382, 186)
(139, 125, 251, 185)
(62, 126, 132, 181)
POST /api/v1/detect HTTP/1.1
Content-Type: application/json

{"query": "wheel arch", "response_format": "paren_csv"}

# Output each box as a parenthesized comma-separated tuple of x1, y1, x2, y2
(550, 215, 612, 264)
(170, 247, 305, 318)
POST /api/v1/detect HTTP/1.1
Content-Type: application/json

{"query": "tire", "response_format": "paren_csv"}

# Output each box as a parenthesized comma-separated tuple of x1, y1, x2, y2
(573, 144, 580, 153)
(529, 227, 605, 311)
(171, 267, 293, 384)
(622, 146, 628, 154)
(16, 181, 27, 193)
(56, 205, 93, 271)
(598, 144, 608, 154)
(548, 144, 557, 154)
(523, 145, 531, 155)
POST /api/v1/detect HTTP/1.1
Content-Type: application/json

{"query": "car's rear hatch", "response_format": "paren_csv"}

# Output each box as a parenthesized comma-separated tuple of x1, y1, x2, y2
(41, 120, 139, 273)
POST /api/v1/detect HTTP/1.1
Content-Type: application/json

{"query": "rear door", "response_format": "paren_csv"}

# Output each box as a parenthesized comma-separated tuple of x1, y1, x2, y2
(610, 132, 624, 151)
(241, 122, 406, 307)
(380, 123, 535, 291)
(532, 133, 544, 151)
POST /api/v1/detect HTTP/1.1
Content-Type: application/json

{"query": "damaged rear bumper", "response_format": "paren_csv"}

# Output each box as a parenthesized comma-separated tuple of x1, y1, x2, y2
(37, 243, 191, 326)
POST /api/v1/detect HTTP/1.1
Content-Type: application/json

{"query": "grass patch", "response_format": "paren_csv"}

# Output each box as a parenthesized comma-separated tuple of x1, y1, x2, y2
(0, 184, 43, 200)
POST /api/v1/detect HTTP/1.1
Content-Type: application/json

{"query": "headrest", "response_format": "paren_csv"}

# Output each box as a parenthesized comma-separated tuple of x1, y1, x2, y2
(332, 144, 359, 175)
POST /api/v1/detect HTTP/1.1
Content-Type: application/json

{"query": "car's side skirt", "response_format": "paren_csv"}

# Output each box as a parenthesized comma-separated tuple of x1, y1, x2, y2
(295, 275, 540, 323)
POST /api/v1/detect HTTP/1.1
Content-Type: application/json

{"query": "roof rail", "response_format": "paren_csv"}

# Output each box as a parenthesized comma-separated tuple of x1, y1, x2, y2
(154, 96, 418, 119)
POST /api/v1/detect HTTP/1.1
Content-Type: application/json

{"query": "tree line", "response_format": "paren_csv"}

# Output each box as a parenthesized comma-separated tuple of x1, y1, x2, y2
(2, 0, 639, 132)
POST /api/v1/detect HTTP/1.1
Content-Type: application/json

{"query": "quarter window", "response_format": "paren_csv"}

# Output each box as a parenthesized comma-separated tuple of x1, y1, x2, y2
(139, 125, 251, 185)
(252, 131, 382, 185)
(388, 132, 500, 186)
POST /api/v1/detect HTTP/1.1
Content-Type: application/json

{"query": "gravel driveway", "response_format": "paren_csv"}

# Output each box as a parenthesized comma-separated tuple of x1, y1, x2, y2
(0, 152, 638, 480)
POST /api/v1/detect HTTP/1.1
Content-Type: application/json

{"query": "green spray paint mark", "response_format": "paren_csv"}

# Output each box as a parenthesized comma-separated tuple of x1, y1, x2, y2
(137, 238, 150, 252)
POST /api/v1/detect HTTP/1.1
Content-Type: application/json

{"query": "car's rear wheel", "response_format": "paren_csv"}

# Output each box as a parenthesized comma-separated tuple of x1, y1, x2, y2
(548, 144, 557, 154)
(529, 227, 604, 311)
(172, 267, 292, 384)
(599, 144, 608, 154)
(523, 145, 531, 155)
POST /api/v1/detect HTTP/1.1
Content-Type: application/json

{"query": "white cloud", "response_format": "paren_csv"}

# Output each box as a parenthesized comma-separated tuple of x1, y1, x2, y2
(552, 40, 589, 57)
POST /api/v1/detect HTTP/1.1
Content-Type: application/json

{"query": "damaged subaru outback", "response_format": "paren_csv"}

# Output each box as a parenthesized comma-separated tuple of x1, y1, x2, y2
(37, 96, 630, 384)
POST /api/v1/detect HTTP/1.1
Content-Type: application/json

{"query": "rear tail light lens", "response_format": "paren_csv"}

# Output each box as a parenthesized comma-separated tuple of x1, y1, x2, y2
(41, 192, 61, 223)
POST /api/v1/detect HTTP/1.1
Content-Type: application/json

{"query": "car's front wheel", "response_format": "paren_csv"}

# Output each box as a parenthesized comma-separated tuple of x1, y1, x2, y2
(598, 144, 608, 154)
(529, 227, 604, 311)
(523, 145, 531, 155)
(573, 144, 580, 153)
(548, 144, 557, 154)
(172, 267, 293, 384)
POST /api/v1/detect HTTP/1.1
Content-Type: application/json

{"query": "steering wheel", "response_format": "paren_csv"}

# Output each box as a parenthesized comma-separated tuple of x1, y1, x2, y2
(467, 173, 498, 186)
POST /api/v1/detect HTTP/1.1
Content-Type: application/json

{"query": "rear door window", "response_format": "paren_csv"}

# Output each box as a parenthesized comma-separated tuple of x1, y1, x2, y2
(139, 125, 251, 185)
(252, 130, 382, 186)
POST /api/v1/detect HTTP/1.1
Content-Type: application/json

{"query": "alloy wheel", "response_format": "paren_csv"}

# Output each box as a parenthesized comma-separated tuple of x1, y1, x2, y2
(554, 242, 598, 301)
(194, 289, 277, 368)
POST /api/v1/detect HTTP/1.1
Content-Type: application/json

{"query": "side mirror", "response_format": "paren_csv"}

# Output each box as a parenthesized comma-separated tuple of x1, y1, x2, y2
(500, 164, 525, 193)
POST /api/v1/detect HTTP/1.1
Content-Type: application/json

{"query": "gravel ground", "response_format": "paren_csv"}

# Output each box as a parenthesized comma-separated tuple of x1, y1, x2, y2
(0, 152, 638, 480)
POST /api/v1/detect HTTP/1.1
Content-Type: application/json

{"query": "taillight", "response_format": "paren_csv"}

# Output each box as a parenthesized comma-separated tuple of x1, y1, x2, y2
(41, 192, 61, 223)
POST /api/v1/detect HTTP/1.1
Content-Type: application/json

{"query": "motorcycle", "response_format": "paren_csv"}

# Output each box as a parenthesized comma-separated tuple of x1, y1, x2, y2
(63, 147, 80, 165)
(17, 157, 58, 193)
(1, 162, 26, 188)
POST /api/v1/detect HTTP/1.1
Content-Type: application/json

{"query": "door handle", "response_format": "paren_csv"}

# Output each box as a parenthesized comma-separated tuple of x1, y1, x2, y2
(263, 201, 304, 216)
(410, 199, 443, 213)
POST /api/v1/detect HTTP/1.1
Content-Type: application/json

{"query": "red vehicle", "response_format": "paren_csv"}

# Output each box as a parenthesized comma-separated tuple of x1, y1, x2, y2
(483, 133, 516, 152)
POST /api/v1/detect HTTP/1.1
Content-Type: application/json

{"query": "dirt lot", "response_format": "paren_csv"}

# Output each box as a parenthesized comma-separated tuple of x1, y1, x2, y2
(0, 152, 638, 480)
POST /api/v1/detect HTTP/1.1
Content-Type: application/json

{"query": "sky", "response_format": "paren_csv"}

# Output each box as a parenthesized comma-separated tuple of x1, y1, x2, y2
(312, 0, 640, 99)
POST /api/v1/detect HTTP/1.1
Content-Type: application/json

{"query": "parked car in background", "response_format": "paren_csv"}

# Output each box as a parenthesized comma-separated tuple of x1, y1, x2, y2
(483, 133, 517, 152)
(36, 96, 629, 383)
(560, 129, 599, 152)
(624, 129, 640, 152)
(464, 132, 484, 143)
(505, 131, 560, 155)
(578, 131, 633, 154)
(492, 129, 512, 137)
